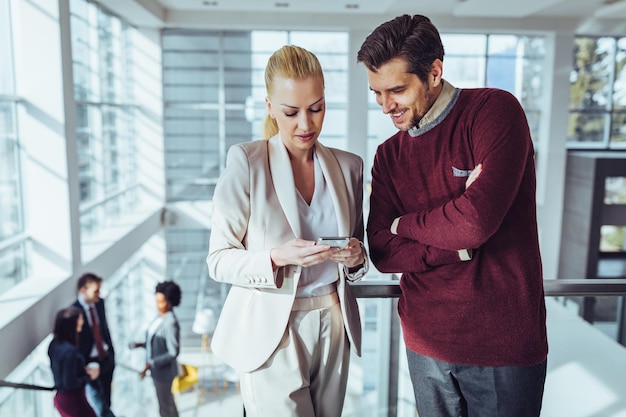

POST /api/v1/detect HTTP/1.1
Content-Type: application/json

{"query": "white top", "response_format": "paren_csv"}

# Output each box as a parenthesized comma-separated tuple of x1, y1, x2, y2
(296, 152, 339, 298)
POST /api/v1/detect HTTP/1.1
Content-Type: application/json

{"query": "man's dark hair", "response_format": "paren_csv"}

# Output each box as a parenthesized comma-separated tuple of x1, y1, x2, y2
(53, 307, 83, 346)
(77, 272, 103, 291)
(155, 280, 182, 307)
(357, 14, 445, 84)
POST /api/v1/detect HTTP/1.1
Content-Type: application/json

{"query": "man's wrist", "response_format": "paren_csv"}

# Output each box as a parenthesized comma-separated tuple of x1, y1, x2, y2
(390, 217, 401, 235)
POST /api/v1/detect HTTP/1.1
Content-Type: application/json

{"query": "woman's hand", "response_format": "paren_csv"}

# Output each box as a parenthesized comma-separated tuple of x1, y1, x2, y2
(139, 363, 150, 380)
(85, 366, 100, 381)
(329, 237, 364, 268)
(270, 238, 335, 269)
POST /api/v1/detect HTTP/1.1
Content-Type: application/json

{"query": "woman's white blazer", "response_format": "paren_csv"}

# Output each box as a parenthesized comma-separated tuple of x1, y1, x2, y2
(207, 135, 365, 373)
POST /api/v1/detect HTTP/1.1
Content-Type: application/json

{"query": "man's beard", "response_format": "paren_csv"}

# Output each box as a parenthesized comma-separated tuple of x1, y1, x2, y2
(410, 114, 422, 130)
(392, 109, 423, 131)
(405, 88, 434, 131)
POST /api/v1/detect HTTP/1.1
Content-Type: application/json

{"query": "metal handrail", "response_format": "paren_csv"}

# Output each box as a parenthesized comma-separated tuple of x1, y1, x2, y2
(351, 278, 626, 298)
(0, 380, 53, 391)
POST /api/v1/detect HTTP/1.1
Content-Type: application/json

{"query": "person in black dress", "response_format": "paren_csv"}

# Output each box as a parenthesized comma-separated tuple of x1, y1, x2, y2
(48, 307, 100, 417)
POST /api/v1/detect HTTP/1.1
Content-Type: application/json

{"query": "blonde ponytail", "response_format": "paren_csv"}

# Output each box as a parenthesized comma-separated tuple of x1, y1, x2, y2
(262, 114, 279, 140)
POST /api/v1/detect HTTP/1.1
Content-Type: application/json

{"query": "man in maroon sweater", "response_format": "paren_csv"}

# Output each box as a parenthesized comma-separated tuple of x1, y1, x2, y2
(358, 14, 548, 417)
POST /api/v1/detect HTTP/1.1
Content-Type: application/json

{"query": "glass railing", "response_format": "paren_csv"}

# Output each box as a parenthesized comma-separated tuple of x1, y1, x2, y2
(347, 277, 626, 417)
(1, 278, 626, 417)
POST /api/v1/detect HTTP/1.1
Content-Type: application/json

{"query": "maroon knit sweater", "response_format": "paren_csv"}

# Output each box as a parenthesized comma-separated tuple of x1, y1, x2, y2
(367, 87, 548, 366)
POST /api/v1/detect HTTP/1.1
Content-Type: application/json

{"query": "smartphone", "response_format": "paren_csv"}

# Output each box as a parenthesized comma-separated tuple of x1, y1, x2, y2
(316, 236, 350, 249)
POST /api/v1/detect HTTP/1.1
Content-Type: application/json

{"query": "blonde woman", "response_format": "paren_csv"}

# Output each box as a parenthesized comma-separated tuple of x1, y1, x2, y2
(207, 45, 368, 417)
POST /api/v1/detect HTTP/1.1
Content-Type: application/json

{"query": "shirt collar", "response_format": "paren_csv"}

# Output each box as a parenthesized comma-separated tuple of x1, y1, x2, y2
(77, 293, 91, 310)
(409, 79, 457, 136)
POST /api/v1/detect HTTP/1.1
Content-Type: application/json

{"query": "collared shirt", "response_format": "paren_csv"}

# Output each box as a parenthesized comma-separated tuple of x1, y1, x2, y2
(409, 79, 458, 136)
(77, 293, 110, 358)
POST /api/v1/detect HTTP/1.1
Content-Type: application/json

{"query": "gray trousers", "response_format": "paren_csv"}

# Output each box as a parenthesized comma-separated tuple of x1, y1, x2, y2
(153, 378, 179, 417)
(406, 348, 547, 417)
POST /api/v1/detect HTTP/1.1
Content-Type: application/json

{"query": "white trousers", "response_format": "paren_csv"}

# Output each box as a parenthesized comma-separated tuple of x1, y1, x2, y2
(241, 293, 350, 417)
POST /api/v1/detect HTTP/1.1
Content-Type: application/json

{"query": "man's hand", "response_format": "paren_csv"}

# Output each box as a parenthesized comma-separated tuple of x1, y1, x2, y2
(466, 164, 482, 189)
(390, 217, 400, 235)
(390, 163, 482, 236)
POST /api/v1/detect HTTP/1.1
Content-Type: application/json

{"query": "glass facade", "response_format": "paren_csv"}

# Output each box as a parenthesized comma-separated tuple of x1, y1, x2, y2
(162, 29, 348, 202)
(1, 1, 626, 416)
(0, 0, 14, 95)
(600, 177, 626, 255)
(0, 103, 22, 242)
(568, 36, 626, 148)
(0, 0, 163, 413)
(367, 33, 547, 180)
(162, 30, 251, 202)
(70, 0, 142, 239)
(0, 0, 26, 297)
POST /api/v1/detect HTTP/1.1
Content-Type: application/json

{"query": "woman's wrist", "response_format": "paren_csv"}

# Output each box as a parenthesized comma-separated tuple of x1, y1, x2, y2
(344, 241, 368, 281)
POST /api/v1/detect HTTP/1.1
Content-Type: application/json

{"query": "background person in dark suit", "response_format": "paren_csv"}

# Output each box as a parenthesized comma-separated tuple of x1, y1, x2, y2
(72, 272, 116, 417)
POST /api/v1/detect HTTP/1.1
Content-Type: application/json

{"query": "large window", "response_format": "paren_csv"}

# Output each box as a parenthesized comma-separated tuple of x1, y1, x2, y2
(162, 30, 251, 201)
(568, 36, 626, 148)
(367, 33, 546, 175)
(0, 0, 27, 296)
(70, 0, 141, 237)
(251, 31, 349, 150)
(0, 0, 14, 94)
(0, 102, 27, 292)
(0, 103, 21, 242)
(600, 177, 626, 253)
(162, 29, 348, 201)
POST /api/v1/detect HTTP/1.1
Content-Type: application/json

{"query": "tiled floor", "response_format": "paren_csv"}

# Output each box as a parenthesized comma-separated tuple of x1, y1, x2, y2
(172, 375, 387, 417)
(178, 386, 244, 417)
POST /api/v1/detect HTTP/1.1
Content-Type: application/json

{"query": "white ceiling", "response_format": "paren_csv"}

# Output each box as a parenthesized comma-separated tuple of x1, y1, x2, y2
(105, 0, 626, 33)
(152, 0, 624, 18)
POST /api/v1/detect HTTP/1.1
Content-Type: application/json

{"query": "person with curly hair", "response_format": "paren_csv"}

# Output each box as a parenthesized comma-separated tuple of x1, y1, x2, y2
(131, 280, 182, 417)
